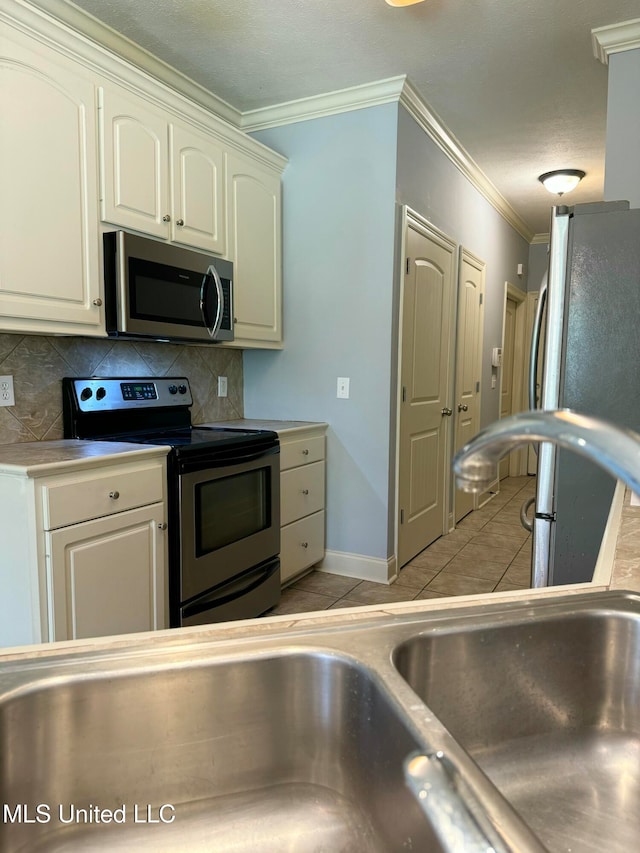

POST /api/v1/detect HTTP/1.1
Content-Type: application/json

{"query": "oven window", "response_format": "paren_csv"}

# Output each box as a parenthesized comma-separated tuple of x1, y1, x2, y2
(195, 468, 270, 555)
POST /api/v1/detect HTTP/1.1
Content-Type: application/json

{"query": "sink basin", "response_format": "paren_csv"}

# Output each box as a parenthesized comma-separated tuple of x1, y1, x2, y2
(0, 650, 440, 852)
(3, 590, 640, 853)
(393, 602, 640, 852)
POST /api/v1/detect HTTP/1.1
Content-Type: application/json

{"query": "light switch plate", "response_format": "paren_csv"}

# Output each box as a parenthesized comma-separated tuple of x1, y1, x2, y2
(337, 377, 350, 399)
(217, 376, 228, 398)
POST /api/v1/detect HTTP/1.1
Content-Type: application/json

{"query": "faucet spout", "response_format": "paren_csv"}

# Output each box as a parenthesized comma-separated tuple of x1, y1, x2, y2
(453, 410, 640, 497)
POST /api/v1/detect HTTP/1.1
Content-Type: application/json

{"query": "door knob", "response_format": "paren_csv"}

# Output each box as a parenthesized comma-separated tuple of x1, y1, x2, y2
(441, 407, 453, 416)
(177, 218, 184, 226)
(458, 403, 469, 412)
(162, 214, 171, 222)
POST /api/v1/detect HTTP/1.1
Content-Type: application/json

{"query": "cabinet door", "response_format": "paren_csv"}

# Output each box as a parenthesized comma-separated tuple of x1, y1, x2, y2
(226, 152, 282, 346)
(47, 503, 166, 642)
(170, 122, 225, 255)
(0, 30, 102, 334)
(99, 86, 170, 238)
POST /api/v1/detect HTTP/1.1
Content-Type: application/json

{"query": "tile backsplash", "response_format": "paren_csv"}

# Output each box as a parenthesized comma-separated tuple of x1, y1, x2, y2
(0, 333, 243, 444)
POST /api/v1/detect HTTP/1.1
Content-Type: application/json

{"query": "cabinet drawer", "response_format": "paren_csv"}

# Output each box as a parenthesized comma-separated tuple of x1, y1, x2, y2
(280, 461, 325, 526)
(42, 463, 164, 530)
(281, 511, 325, 585)
(279, 435, 325, 471)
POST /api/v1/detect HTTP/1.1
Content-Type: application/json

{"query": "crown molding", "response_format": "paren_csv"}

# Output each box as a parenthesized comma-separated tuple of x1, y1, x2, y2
(14, 0, 241, 126)
(240, 76, 407, 132)
(592, 18, 640, 65)
(11, 0, 535, 240)
(531, 233, 550, 245)
(399, 80, 534, 242)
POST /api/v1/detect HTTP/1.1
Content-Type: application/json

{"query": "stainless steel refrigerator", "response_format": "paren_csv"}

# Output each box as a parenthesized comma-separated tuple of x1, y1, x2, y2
(532, 200, 640, 586)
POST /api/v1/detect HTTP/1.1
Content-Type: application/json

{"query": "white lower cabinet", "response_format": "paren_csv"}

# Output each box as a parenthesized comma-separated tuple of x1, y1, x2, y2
(0, 446, 168, 649)
(278, 427, 327, 586)
(47, 503, 165, 642)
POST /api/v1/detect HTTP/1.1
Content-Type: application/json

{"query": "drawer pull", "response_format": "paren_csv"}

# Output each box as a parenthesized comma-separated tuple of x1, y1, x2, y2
(301, 541, 309, 549)
(109, 490, 120, 500)
(301, 488, 309, 495)
(302, 448, 309, 455)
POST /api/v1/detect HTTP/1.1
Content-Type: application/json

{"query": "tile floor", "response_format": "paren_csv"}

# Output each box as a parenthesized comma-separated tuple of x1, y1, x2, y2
(270, 476, 536, 616)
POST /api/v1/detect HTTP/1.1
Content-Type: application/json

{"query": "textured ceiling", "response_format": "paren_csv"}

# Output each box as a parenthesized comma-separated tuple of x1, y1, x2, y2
(53, 0, 640, 236)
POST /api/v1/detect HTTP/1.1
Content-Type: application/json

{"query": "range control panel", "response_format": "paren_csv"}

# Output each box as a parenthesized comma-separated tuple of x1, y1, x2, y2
(70, 377, 193, 412)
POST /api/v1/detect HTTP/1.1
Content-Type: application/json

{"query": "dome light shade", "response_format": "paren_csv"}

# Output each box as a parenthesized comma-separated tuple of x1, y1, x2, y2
(385, 0, 426, 5)
(538, 169, 586, 196)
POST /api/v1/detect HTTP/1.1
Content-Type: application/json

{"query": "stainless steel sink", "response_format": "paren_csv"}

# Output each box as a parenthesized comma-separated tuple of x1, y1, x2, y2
(0, 650, 440, 852)
(2, 590, 639, 852)
(393, 598, 640, 852)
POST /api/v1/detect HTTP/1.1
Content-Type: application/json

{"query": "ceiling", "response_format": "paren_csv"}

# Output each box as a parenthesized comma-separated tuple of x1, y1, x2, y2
(49, 0, 640, 237)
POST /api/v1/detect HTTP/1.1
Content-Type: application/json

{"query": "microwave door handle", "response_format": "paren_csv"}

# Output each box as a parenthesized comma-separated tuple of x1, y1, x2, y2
(199, 272, 213, 334)
(200, 265, 224, 338)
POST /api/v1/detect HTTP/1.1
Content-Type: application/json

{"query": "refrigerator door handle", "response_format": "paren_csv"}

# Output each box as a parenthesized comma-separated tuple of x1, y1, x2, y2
(529, 275, 547, 410)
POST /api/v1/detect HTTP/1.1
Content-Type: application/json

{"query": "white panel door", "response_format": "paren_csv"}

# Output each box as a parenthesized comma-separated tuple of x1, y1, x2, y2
(48, 503, 166, 642)
(454, 250, 485, 522)
(398, 219, 455, 567)
(170, 122, 226, 255)
(0, 30, 102, 333)
(99, 86, 169, 238)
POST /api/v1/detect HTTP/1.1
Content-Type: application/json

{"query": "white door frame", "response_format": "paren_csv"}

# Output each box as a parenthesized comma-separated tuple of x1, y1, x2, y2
(500, 281, 528, 476)
(394, 206, 458, 563)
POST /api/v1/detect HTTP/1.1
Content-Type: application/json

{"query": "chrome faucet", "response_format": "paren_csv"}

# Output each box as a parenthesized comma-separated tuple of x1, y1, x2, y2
(453, 409, 640, 497)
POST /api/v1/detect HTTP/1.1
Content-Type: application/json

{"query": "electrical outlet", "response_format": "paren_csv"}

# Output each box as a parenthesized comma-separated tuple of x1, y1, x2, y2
(0, 375, 15, 407)
(337, 377, 350, 399)
(217, 376, 228, 398)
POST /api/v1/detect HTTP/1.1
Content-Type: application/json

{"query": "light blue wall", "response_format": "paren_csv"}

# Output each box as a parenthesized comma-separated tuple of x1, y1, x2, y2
(605, 49, 640, 208)
(245, 104, 399, 560)
(395, 106, 531, 428)
(245, 101, 532, 564)
(527, 242, 548, 294)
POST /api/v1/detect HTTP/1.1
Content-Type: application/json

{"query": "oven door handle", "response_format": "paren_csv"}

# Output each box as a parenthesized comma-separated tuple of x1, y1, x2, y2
(200, 265, 224, 338)
(178, 444, 279, 473)
(182, 561, 280, 618)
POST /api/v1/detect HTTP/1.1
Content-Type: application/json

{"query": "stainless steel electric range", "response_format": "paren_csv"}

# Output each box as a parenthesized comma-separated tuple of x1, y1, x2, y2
(62, 377, 280, 626)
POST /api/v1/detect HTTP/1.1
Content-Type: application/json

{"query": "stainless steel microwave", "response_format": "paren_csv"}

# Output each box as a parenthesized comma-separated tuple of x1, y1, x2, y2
(104, 231, 234, 343)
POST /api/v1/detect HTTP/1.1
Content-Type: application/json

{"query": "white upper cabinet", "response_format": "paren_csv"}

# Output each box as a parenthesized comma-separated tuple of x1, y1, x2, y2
(0, 27, 102, 335)
(100, 86, 226, 255)
(170, 123, 225, 254)
(226, 151, 282, 347)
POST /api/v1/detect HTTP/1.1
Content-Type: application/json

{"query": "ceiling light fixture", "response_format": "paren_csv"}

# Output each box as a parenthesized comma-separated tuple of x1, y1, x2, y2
(385, 0, 426, 6)
(538, 169, 586, 196)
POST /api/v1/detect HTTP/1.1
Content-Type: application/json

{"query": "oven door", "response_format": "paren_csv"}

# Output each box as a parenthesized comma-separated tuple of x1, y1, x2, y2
(178, 448, 280, 605)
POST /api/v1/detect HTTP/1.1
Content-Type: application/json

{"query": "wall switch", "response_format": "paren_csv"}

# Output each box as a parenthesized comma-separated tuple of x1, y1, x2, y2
(0, 375, 14, 407)
(491, 374, 497, 390)
(217, 376, 228, 398)
(337, 377, 350, 399)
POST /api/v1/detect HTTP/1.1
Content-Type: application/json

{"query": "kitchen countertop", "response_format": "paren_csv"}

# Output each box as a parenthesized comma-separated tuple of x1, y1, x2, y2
(199, 418, 328, 435)
(0, 439, 170, 477)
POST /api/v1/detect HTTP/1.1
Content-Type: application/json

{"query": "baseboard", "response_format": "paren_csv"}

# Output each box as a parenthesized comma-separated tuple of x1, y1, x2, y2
(476, 477, 501, 508)
(316, 550, 398, 585)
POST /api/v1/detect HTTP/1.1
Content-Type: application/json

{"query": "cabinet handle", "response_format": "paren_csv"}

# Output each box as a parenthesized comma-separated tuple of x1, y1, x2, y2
(109, 490, 120, 500)
(301, 488, 309, 495)
(176, 218, 184, 226)
(158, 522, 168, 530)
(92, 298, 103, 307)
(301, 541, 309, 549)
(162, 214, 171, 222)
(302, 449, 309, 456)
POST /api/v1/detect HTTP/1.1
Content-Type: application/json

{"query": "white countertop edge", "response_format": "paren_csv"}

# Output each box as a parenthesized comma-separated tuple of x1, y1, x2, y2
(0, 580, 608, 664)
